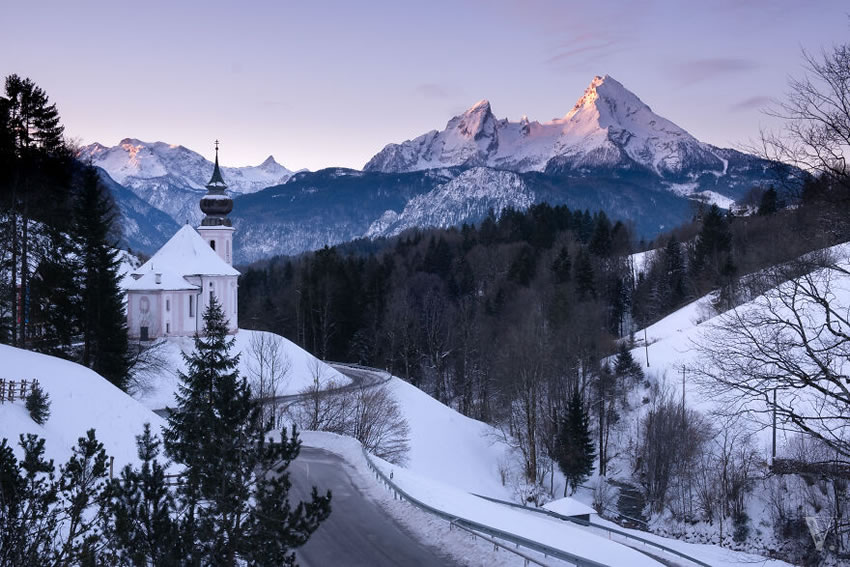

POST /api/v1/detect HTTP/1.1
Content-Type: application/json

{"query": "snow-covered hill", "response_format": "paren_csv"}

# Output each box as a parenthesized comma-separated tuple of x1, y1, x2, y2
(79, 139, 294, 226)
(133, 329, 349, 411)
(0, 343, 165, 471)
(365, 75, 755, 181)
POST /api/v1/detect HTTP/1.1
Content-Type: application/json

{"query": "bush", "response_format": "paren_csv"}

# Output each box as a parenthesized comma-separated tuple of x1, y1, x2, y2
(25, 382, 50, 425)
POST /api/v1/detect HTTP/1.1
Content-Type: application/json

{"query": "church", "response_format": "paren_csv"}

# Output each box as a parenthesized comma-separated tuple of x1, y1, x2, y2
(125, 143, 239, 340)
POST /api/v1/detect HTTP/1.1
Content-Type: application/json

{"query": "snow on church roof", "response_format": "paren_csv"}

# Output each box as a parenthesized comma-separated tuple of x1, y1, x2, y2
(132, 225, 240, 281)
(124, 270, 199, 292)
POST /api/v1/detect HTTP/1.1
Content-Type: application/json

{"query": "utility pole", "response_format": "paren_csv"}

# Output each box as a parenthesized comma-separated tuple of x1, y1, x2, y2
(772, 388, 777, 465)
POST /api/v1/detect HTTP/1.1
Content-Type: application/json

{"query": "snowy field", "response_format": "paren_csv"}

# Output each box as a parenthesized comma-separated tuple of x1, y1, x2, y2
(132, 329, 349, 410)
(0, 343, 165, 471)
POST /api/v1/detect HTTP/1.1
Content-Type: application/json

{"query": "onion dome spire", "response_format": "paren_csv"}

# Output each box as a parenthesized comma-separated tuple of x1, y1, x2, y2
(200, 140, 233, 226)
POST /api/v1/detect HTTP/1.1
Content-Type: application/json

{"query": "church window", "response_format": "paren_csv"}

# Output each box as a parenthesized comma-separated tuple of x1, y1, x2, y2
(166, 322, 170, 334)
(210, 290, 214, 303)
(166, 299, 170, 312)
(189, 295, 194, 317)
(210, 240, 216, 250)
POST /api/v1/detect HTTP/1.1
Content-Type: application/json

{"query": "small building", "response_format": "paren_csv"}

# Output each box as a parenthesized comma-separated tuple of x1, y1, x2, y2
(542, 497, 597, 523)
(125, 143, 240, 340)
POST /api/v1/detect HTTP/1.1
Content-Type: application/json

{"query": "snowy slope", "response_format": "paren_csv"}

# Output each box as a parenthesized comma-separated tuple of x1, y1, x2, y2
(133, 329, 349, 411)
(364, 167, 533, 238)
(366, 75, 737, 179)
(0, 344, 166, 471)
(385, 377, 514, 499)
(78, 139, 294, 226)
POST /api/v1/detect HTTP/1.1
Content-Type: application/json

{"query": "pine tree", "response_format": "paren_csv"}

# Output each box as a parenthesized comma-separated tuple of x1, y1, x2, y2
(74, 166, 130, 390)
(614, 342, 644, 384)
(164, 297, 331, 565)
(0, 435, 58, 566)
(105, 423, 182, 566)
(25, 382, 50, 425)
(555, 391, 596, 496)
(1, 74, 68, 348)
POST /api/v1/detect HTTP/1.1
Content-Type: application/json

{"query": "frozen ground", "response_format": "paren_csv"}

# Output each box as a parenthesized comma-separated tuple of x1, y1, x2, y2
(0, 342, 165, 471)
(132, 329, 349, 410)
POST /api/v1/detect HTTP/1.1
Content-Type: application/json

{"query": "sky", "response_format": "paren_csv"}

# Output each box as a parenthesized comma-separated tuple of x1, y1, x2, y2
(0, 0, 847, 171)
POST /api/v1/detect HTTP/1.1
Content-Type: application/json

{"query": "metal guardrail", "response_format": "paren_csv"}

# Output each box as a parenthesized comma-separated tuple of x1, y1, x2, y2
(471, 493, 711, 567)
(360, 448, 611, 567)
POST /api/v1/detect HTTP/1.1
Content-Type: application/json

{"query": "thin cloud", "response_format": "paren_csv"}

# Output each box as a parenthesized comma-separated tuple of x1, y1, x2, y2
(730, 95, 773, 112)
(673, 58, 760, 86)
(415, 83, 451, 99)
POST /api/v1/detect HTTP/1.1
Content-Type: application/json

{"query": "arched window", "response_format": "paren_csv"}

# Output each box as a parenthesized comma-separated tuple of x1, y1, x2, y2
(210, 240, 216, 251)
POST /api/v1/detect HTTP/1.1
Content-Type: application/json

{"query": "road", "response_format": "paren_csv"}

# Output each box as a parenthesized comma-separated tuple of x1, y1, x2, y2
(290, 447, 459, 567)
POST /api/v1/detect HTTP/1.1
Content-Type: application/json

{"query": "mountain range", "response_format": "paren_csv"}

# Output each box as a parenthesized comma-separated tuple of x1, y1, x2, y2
(84, 76, 782, 260)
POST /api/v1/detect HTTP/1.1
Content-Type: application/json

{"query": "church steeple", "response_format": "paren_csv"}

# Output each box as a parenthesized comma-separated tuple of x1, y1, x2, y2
(206, 139, 227, 189)
(200, 140, 233, 227)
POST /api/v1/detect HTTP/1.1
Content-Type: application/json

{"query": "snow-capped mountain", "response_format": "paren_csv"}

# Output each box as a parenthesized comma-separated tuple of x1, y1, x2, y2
(365, 75, 735, 179)
(95, 76, 784, 260)
(78, 139, 294, 226)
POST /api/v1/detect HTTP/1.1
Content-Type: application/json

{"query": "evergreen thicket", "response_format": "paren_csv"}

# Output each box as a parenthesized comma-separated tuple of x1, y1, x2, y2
(0, 75, 130, 389)
(1, 300, 331, 566)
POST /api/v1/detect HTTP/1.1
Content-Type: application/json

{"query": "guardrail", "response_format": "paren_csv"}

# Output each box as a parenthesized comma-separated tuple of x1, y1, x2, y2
(361, 447, 611, 567)
(472, 493, 710, 567)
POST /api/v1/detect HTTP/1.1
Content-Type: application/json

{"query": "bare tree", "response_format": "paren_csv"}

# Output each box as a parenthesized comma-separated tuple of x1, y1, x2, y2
(246, 332, 291, 428)
(283, 360, 410, 464)
(348, 385, 410, 465)
(126, 338, 171, 396)
(760, 42, 850, 189)
(288, 357, 348, 433)
(695, 251, 850, 459)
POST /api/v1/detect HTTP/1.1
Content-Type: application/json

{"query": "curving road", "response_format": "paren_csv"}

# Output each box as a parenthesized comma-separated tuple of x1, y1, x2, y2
(290, 447, 458, 567)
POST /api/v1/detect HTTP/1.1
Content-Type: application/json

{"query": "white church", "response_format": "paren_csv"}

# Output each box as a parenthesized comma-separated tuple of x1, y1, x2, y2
(125, 143, 239, 340)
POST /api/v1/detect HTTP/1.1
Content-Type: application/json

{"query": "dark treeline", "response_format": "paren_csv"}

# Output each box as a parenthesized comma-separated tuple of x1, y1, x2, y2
(0, 74, 130, 389)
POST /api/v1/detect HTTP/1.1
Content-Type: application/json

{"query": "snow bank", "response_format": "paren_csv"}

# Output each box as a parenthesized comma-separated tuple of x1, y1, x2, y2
(0, 343, 165, 471)
(386, 377, 514, 499)
(133, 329, 349, 410)
(373, 456, 663, 567)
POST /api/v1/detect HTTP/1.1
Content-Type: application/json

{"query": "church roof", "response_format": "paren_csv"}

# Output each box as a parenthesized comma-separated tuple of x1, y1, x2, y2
(124, 269, 200, 292)
(132, 225, 240, 280)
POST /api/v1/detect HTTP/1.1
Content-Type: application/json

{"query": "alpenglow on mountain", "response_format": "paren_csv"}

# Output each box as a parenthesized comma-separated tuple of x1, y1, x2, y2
(366, 75, 748, 179)
(94, 76, 780, 261)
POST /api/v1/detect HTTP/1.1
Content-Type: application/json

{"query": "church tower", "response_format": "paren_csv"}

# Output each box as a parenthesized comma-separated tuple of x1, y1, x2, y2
(197, 140, 235, 265)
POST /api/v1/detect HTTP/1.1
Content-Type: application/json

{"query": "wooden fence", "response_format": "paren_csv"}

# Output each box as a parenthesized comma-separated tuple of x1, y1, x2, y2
(0, 378, 39, 403)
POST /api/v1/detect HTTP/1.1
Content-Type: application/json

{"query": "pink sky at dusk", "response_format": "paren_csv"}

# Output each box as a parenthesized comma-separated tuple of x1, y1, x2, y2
(0, 0, 847, 171)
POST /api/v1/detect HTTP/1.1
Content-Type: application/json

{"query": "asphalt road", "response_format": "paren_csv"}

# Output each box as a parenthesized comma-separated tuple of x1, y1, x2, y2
(290, 447, 458, 567)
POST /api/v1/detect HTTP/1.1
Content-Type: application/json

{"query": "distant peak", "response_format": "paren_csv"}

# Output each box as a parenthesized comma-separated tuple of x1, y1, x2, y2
(565, 74, 635, 119)
(466, 99, 491, 114)
(259, 155, 278, 167)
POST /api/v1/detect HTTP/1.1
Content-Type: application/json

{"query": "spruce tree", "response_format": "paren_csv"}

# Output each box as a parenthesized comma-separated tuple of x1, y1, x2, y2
(74, 166, 130, 390)
(105, 424, 182, 566)
(555, 391, 596, 496)
(25, 382, 50, 425)
(164, 297, 331, 565)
